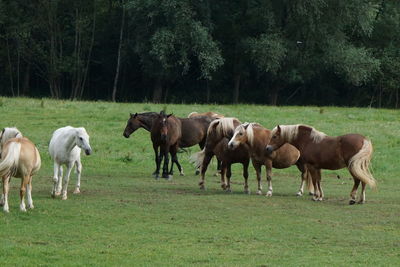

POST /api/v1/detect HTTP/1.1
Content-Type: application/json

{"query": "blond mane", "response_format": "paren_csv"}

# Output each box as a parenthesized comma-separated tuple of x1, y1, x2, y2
(272, 124, 327, 143)
(208, 117, 238, 137)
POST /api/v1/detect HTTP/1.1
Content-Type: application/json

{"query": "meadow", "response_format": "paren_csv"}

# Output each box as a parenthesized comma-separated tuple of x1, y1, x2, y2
(0, 97, 399, 266)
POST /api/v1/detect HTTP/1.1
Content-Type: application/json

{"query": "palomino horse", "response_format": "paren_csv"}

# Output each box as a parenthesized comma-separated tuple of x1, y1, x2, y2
(188, 111, 224, 119)
(266, 124, 376, 204)
(151, 111, 181, 179)
(228, 123, 313, 196)
(49, 126, 92, 200)
(191, 117, 242, 190)
(123, 111, 218, 176)
(0, 128, 41, 212)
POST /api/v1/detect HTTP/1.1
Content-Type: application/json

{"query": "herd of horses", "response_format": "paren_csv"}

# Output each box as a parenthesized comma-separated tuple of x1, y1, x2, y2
(0, 110, 376, 212)
(123, 111, 376, 205)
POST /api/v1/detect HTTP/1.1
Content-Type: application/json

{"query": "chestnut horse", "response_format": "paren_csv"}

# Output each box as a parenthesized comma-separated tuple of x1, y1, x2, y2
(266, 125, 376, 204)
(188, 111, 224, 119)
(151, 111, 182, 179)
(0, 128, 41, 212)
(191, 117, 242, 190)
(228, 123, 312, 196)
(123, 111, 218, 176)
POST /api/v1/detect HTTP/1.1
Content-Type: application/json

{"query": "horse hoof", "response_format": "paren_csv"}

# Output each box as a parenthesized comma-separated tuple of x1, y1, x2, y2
(27, 205, 34, 209)
(256, 191, 262, 195)
(54, 191, 61, 196)
(244, 189, 250, 195)
(357, 200, 365, 204)
(296, 192, 303, 197)
(309, 192, 315, 196)
(3, 209, 9, 213)
(73, 188, 81, 194)
(312, 197, 319, 202)
(266, 191, 273, 197)
(349, 199, 356, 205)
(167, 175, 173, 180)
(199, 185, 205, 190)
(62, 195, 68, 200)
(195, 170, 200, 175)
(226, 189, 232, 193)
(221, 184, 227, 190)
(180, 172, 185, 176)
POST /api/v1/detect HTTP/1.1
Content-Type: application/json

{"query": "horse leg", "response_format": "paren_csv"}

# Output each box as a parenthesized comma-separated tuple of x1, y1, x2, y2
(313, 169, 323, 201)
(52, 162, 60, 197)
(243, 160, 250, 194)
(73, 159, 82, 194)
(252, 162, 263, 195)
(170, 146, 184, 176)
(27, 176, 34, 209)
(220, 161, 227, 190)
(2, 176, 10, 212)
(61, 164, 74, 200)
(348, 176, 361, 205)
(358, 182, 366, 204)
(198, 151, 214, 190)
(226, 164, 232, 193)
(161, 147, 170, 179)
(265, 160, 273, 197)
(308, 167, 320, 201)
(152, 145, 160, 178)
(20, 176, 29, 212)
(295, 162, 306, 196)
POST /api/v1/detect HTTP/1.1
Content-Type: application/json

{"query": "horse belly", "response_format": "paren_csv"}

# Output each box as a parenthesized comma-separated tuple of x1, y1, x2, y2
(271, 145, 299, 169)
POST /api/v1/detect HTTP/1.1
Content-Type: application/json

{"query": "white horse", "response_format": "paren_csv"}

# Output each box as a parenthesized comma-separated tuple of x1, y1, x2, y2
(0, 127, 41, 212)
(49, 126, 92, 200)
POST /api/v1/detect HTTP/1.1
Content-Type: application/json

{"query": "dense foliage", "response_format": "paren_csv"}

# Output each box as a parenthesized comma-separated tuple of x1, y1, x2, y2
(0, 0, 399, 107)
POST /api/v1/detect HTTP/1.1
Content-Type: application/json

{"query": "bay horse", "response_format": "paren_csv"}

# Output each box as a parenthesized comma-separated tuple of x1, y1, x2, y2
(191, 117, 242, 190)
(49, 126, 92, 200)
(266, 124, 376, 204)
(228, 123, 313, 196)
(123, 111, 219, 176)
(151, 111, 181, 179)
(0, 128, 41, 212)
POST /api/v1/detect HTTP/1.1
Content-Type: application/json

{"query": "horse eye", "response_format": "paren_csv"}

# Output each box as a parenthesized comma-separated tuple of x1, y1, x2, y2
(272, 135, 276, 139)
(79, 137, 83, 141)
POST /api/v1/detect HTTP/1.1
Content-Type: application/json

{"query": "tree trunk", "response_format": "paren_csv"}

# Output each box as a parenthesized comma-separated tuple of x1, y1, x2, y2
(269, 85, 279, 106)
(395, 88, 399, 109)
(206, 80, 210, 103)
(6, 38, 14, 96)
(22, 63, 31, 95)
(112, 0, 125, 102)
(233, 73, 241, 103)
(153, 77, 163, 103)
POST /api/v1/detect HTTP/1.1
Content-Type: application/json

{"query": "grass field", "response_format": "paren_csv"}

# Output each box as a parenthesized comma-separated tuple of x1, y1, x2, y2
(0, 97, 399, 266)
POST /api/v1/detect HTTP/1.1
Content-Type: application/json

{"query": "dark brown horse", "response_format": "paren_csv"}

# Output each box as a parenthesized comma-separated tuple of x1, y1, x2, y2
(213, 137, 251, 193)
(228, 123, 313, 196)
(191, 117, 242, 189)
(123, 111, 219, 176)
(151, 111, 182, 179)
(266, 124, 376, 204)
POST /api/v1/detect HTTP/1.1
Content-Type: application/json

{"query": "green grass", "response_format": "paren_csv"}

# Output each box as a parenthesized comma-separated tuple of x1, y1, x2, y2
(0, 97, 399, 266)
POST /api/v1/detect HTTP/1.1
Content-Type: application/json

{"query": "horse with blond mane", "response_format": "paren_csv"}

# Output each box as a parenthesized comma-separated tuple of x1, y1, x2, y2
(0, 128, 41, 212)
(229, 123, 313, 196)
(266, 124, 376, 204)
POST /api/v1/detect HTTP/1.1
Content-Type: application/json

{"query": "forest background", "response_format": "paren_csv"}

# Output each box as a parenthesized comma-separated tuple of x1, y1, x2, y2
(0, 0, 399, 108)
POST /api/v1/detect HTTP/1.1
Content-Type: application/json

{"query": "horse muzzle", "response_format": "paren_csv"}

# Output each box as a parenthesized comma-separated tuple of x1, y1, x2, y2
(123, 132, 130, 138)
(265, 145, 274, 155)
(85, 149, 92, 155)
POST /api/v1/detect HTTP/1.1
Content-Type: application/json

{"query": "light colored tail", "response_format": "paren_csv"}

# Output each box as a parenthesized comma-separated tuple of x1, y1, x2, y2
(305, 169, 314, 193)
(189, 149, 206, 170)
(348, 139, 376, 189)
(0, 142, 21, 177)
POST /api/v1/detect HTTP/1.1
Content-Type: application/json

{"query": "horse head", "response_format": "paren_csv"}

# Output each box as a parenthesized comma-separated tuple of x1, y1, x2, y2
(75, 128, 92, 155)
(265, 125, 284, 154)
(158, 111, 173, 142)
(123, 113, 141, 138)
(228, 123, 250, 149)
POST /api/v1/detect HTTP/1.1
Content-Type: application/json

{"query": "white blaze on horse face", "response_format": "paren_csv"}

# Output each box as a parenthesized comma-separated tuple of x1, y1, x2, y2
(228, 130, 241, 149)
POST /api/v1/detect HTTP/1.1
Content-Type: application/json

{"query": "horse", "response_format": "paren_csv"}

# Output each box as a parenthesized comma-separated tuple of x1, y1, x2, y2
(188, 111, 224, 119)
(151, 111, 181, 179)
(191, 117, 242, 190)
(0, 128, 41, 212)
(123, 111, 219, 176)
(228, 123, 313, 196)
(265, 124, 376, 204)
(49, 126, 92, 200)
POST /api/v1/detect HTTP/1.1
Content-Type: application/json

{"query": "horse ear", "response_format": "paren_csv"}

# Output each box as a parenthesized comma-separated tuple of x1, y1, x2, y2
(167, 113, 173, 118)
(277, 125, 281, 133)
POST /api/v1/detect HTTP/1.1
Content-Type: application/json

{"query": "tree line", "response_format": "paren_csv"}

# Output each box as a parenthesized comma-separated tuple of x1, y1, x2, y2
(0, 0, 399, 108)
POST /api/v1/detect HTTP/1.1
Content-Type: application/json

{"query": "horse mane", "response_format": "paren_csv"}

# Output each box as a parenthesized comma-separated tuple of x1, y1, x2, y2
(244, 123, 260, 147)
(273, 124, 327, 143)
(208, 118, 238, 137)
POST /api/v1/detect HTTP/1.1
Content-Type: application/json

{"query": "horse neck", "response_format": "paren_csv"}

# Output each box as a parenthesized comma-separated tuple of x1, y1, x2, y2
(139, 113, 158, 131)
(249, 127, 270, 156)
(288, 128, 311, 152)
(64, 130, 78, 153)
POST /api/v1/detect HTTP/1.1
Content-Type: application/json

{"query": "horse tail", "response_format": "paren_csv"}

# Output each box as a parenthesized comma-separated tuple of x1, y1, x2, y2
(189, 149, 206, 170)
(348, 139, 376, 189)
(0, 141, 21, 178)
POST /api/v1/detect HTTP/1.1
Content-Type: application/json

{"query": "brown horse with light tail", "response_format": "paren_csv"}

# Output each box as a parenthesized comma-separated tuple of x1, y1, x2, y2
(228, 123, 313, 196)
(0, 128, 41, 212)
(266, 124, 376, 204)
